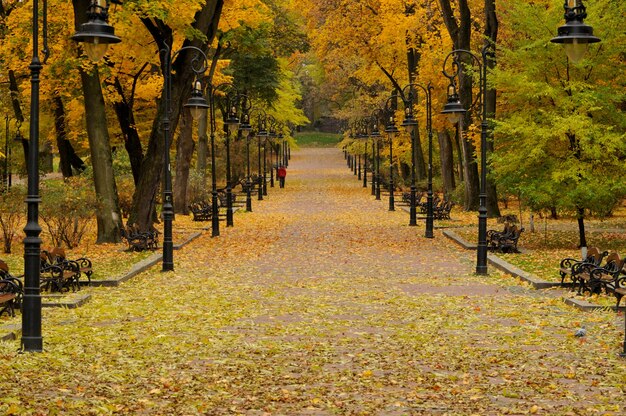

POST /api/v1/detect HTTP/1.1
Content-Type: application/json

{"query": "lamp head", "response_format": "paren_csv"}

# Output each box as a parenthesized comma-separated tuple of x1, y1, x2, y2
(401, 107, 418, 135)
(441, 83, 466, 124)
(550, 0, 600, 63)
(224, 105, 240, 133)
(239, 113, 253, 137)
(71, 0, 121, 62)
(184, 80, 209, 120)
(385, 115, 399, 140)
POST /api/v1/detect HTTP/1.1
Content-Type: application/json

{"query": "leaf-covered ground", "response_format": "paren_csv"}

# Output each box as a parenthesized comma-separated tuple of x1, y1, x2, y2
(1, 148, 625, 415)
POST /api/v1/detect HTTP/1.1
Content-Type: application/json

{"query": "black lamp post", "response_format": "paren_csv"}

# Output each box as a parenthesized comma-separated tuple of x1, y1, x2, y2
(361, 119, 369, 189)
(368, 112, 382, 198)
(239, 111, 253, 212)
(441, 47, 490, 275)
(384, 97, 399, 212)
(160, 45, 209, 272)
(254, 112, 268, 201)
(549, 0, 612, 356)
(22, 0, 121, 352)
(550, 0, 600, 63)
(399, 83, 434, 236)
(222, 93, 242, 227)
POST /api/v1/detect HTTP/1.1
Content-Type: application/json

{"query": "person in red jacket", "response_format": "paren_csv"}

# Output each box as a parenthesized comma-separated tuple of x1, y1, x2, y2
(277, 166, 287, 188)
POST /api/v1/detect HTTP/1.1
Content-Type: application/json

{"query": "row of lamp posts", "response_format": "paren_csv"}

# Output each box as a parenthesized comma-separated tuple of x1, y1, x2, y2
(346, 0, 601, 276)
(21, 0, 286, 351)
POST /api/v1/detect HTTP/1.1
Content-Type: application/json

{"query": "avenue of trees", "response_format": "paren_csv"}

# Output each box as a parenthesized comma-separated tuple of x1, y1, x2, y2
(0, 0, 308, 243)
(299, 0, 625, 247)
(0, 0, 624, 248)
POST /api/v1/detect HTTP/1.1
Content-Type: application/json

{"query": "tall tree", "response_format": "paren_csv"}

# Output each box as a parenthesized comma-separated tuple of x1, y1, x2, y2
(438, 0, 480, 211)
(72, 0, 122, 243)
(491, 0, 626, 249)
(128, 1, 224, 231)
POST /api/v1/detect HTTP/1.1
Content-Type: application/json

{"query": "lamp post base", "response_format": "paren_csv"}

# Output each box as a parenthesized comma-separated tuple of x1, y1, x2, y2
(409, 185, 417, 226)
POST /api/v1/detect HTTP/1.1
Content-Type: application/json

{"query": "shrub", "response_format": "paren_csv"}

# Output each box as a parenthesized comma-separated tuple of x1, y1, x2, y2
(40, 176, 99, 248)
(0, 186, 25, 253)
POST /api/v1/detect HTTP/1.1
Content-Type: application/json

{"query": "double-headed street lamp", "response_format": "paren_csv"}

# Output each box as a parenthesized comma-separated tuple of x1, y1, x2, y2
(399, 83, 434, 237)
(23, 0, 121, 352)
(441, 46, 489, 275)
(160, 45, 209, 272)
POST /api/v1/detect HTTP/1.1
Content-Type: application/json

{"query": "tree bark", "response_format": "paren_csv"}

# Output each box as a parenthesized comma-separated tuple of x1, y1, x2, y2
(196, 107, 208, 178)
(112, 76, 144, 185)
(129, 0, 223, 232)
(484, 0, 501, 218)
(73, 0, 122, 243)
(437, 130, 455, 198)
(174, 109, 194, 214)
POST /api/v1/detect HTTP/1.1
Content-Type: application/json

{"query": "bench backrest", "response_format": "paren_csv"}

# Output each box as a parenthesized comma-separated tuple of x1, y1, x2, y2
(603, 252, 624, 272)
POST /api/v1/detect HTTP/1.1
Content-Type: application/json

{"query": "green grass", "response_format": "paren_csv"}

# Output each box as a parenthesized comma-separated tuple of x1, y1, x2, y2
(294, 131, 342, 148)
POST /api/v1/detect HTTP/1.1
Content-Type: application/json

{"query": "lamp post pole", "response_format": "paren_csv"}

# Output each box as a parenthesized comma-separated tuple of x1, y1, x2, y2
(257, 125, 264, 201)
(384, 97, 399, 212)
(442, 47, 490, 274)
(208, 86, 220, 237)
(238, 109, 253, 212)
(363, 139, 368, 188)
(225, 126, 233, 227)
(160, 44, 209, 272)
(262, 138, 268, 196)
(22, 0, 121, 352)
(400, 83, 434, 235)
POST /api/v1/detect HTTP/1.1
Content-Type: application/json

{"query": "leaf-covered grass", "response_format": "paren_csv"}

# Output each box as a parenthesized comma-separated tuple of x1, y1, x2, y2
(452, 204, 626, 308)
(0, 150, 624, 414)
(294, 131, 342, 147)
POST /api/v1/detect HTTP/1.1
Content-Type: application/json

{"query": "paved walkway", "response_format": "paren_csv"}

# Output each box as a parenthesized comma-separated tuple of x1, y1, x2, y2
(2, 148, 624, 415)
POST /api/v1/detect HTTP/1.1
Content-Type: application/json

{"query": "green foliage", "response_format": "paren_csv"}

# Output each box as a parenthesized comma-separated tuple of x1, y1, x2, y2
(491, 0, 626, 219)
(295, 131, 342, 147)
(40, 176, 99, 248)
(0, 186, 25, 253)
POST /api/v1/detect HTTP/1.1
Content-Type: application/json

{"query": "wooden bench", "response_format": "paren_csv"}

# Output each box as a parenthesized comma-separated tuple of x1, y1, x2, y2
(189, 201, 212, 221)
(0, 260, 22, 317)
(434, 200, 454, 220)
(120, 224, 159, 252)
(581, 253, 626, 303)
(559, 247, 608, 285)
(40, 252, 78, 292)
(46, 247, 93, 286)
(488, 225, 524, 253)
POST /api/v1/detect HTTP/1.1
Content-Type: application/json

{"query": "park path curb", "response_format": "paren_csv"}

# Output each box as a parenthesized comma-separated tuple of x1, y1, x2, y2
(441, 229, 619, 312)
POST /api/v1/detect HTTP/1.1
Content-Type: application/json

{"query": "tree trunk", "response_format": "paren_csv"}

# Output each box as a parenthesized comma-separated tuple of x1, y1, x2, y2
(73, 0, 122, 243)
(53, 93, 73, 178)
(196, 107, 208, 178)
(577, 207, 587, 250)
(129, 1, 223, 232)
(174, 109, 194, 214)
(112, 77, 143, 185)
(437, 130, 455, 198)
(413, 128, 426, 181)
(484, 0, 501, 218)
(53, 93, 85, 177)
